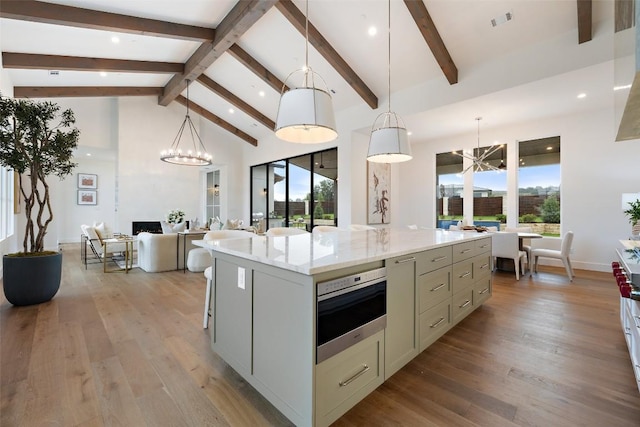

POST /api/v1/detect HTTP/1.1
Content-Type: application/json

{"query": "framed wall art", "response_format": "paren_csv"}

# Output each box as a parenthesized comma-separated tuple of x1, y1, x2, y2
(78, 173, 97, 189)
(367, 162, 390, 224)
(78, 190, 97, 205)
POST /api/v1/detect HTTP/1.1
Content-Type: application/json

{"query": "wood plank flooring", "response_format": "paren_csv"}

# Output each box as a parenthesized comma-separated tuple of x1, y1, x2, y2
(2, 244, 639, 426)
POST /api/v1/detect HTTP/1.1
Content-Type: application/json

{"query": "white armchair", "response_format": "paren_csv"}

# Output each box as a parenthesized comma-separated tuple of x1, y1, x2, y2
(491, 232, 528, 280)
(531, 231, 574, 281)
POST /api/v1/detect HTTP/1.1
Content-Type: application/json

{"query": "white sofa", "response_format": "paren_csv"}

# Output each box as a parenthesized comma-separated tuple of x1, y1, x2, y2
(137, 232, 203, 272)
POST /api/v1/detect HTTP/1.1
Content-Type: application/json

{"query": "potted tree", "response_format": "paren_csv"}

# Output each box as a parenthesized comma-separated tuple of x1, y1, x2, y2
(624, 199, 640, 236)
(0, 97, 79, 306)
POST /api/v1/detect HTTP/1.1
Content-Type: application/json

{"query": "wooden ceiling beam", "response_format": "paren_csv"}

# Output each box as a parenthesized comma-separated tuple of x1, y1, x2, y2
(275, 0, 378, 109)
(159, 0, 277, 106)
(403, 0, 458, 85)
(176, 95, 258, 147)
(0, 0, 214, 41)
(577, 0, 593, 44)
(2, 52, 183, 74)
(13, 86, 163, 98)
(197, 74, 275, 130)
(227, 44, 288, 93)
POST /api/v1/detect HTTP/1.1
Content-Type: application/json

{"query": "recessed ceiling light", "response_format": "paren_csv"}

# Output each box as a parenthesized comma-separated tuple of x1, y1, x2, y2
(546, 146, 553, 151)
(614, 84, 632, 91)
(228, 108, 234, 114)
(407, 131, 412, 136)
(368, 26, 377, 37)
(111, 36, 120, 44)
(86, 153, 92, 156)
(259, 90, 265, 97)
(100, 71, 107, 77)
(577, 93, 587, 99)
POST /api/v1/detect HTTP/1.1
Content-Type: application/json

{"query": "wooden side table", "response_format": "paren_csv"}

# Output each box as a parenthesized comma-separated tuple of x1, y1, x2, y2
(102, 237, 135, 273)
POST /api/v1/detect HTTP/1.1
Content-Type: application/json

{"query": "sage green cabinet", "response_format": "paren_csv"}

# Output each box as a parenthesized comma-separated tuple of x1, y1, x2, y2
(384, 253, 418, 379)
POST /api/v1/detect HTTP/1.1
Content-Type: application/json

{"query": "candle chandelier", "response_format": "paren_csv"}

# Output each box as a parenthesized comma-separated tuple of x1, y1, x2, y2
(160, 79, 212, 166)
(453, 117, 502, 174)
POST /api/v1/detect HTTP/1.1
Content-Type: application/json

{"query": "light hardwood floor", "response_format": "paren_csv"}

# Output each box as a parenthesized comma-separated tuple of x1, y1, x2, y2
(1, 244, 639, 426)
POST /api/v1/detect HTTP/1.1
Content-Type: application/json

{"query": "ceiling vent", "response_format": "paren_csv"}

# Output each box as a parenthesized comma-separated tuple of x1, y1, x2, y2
(491, 12, 513, 27)
(48, 70, 60, 76)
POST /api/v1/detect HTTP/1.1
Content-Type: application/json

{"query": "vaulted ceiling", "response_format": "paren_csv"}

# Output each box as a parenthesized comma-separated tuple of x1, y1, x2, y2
(0, 0, 627, 148)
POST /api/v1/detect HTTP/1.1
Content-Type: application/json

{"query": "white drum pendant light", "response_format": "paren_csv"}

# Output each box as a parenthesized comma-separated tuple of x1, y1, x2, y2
(275, 0, 337, 144)
(367, 0, 412, 163)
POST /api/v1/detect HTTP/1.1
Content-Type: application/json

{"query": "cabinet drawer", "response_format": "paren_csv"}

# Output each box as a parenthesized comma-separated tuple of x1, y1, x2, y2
(473, 254, 492, 280)
(416, 246, 452, 275)
(316, 331, 384, 426)
(418, 267, 451, 313)
(475, 237, 491, 254)
(453, 241, 477, 263)
(473, 278, 492, 306)
(452, 288, 474, 324)
(419, 298, 451, 351)
(452, 259, 474, 293)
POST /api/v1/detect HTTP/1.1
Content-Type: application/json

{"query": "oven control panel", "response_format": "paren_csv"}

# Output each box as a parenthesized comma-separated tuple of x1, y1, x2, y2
(317, 267, 386, 297)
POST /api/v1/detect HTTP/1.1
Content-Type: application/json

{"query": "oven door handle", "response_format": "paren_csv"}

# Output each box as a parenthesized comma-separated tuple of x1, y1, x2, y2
(317, 277, 386, 301)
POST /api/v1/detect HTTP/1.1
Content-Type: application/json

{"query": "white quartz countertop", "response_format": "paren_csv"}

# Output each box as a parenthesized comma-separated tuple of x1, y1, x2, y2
(193, 228, 490, 275)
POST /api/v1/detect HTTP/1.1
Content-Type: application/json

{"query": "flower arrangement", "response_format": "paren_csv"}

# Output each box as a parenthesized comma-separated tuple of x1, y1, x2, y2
(166, 209, 185, 224)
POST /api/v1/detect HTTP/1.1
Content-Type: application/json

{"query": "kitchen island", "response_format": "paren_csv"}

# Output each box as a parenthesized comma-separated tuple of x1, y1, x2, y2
(195, 228, 492, 427)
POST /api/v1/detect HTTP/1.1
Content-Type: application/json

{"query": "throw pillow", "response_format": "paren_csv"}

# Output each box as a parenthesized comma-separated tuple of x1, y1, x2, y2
(161, 220, 186, 234)
(93, 222, 113, 239)
(225, 219, 243, 230)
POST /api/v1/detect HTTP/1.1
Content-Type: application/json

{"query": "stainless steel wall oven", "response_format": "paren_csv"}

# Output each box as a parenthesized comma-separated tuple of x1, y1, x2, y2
(316, 267, 387, 363)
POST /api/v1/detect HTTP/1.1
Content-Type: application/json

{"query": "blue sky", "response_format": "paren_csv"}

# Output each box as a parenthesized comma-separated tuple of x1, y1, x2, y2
(440, 164, 561, 192)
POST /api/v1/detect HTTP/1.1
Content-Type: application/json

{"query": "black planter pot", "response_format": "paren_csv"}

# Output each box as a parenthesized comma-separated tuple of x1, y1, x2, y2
(3, 252, 62, 306)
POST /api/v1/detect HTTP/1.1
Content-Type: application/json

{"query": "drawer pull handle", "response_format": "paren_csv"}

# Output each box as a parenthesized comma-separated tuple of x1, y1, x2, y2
(431, 283, 446, 292)
(396, 257, 416, 264)
(479, 263, 489, 270)
(479, 244, 489, 249)
(479, 288, 489, 294)
(432, 256, 447, 262)
(459, 272, 471, 279)
(430, 317, 446, 328)
(459, 300, 471, 308)
(339, 364, 370, 387)
(460, 249, 472, 254)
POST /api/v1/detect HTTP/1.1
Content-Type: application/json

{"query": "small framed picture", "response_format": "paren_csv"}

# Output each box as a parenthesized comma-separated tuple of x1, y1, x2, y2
(78, 190, 97, 205)
(78, 173, 97, 189)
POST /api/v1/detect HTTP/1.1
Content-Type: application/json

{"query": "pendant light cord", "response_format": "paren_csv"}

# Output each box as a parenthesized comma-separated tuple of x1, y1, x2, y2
(387, 0, 391, 113)
(305, 0, 309, 68)
(185, 79, 191, 116)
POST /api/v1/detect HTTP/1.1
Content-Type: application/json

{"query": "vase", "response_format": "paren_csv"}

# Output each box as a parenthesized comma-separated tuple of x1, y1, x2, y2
(3, 252, 62, 306)
(633, 224, 640, 236)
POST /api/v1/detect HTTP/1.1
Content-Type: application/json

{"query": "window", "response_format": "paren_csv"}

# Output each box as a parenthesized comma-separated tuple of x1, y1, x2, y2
(518, 136, 561, 236)
(436, 152, 463, 229)
(205, 170, 220, 223)
(251, 148, 337, 232)
(0, 167, 15, 240)
(473, 144, 507, 228)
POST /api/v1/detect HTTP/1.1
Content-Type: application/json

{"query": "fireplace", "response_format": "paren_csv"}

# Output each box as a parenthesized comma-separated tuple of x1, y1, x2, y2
(132, 221, 162, 235)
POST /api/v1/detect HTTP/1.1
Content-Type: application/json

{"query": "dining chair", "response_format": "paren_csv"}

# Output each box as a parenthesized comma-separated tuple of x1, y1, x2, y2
(312, 225, 340, 233)
(491, 232, 528, 280)
(349, 224, 375, 231)
(531, 231, 574, 281)
(265, 227, 309, 236)
(505, 226, 533, 267)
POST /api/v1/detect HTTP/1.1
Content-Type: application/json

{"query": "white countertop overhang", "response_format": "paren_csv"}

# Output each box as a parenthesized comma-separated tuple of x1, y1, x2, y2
(193, 228, 490, 275)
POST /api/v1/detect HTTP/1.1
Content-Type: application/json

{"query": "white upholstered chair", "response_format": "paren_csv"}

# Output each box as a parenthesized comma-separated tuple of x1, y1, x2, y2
(531, 231, 575, 281)
(349, 224, 375, 231)
(265, 227, 309, 236)
(312, 225, 340, 233)
(491, 232, 528, 280)
(505, 226, 533, 267)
